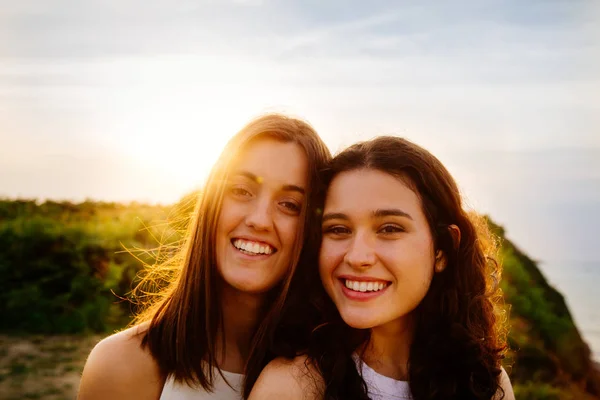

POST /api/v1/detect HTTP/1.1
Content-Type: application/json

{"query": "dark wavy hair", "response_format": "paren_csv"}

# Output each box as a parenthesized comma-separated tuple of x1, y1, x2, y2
(272, 136, 508, 400)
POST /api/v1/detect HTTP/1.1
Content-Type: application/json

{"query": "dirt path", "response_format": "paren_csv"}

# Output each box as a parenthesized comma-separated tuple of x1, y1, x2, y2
(0, 334, 103, 400)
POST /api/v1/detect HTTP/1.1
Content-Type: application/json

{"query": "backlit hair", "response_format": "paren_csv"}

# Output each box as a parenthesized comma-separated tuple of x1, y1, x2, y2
(133, 114, 331, 391)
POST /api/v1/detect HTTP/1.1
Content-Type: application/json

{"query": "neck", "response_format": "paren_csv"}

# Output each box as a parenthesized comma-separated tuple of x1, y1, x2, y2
(361, 314, 415, 381)
(217, 282, 266, 373)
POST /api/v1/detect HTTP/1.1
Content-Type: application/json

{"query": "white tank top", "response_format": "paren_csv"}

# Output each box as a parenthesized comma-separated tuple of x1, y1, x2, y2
(159, 369, 243, 400)
(353, 354, 413, 400)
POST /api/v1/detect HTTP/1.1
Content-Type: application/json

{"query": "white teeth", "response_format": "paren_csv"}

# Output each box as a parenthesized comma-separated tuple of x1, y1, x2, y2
(344, 279, 388, 293)
(233, 239, 274, 255)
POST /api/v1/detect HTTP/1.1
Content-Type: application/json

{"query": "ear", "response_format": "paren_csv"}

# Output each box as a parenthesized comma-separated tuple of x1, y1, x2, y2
(434, 250, 447, 273)
(448, 224, 461, 250)
(434, 225, 461, 273)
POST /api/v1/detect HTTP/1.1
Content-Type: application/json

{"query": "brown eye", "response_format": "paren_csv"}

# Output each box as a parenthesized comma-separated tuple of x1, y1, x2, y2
(230, 186, 252, 198)
(379, 224, 404, 234)
(323, 226, 351, 235)
(280, 201, 301, 214)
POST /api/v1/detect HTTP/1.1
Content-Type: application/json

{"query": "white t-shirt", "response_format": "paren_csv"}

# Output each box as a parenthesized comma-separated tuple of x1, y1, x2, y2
(159, 369, 243, 400)
(353, 354, 413, 400)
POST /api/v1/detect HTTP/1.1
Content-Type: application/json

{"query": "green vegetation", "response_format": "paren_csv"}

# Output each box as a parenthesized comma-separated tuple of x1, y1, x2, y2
(0, 199, 180, 334)
(0, 199, 598, 398)
(488, 218, 600, 398)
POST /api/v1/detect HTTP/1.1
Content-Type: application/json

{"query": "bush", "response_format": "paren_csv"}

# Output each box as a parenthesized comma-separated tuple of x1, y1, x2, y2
(0, 199, 179, 333)
(0, 216, 112, 333)
(513, 382, 570, 400)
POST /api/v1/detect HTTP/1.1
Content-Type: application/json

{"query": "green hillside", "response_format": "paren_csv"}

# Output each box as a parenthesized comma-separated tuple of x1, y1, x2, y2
(489, 219, 600, 399)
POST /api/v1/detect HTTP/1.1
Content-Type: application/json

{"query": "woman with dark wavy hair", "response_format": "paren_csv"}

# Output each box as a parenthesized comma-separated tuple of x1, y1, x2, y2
(249, 136, 514, 400)
(78, 114, 331, 399)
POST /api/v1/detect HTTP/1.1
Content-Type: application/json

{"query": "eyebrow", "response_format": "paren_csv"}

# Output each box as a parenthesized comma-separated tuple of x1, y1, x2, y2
(322, 208, 413, 223)
(235, 171, 306, 195)
(321, 212, 349, 223)
(372, 208, 413, 220)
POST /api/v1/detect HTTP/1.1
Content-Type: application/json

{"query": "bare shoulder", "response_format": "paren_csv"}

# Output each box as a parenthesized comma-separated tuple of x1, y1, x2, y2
(249, 355, 324, 400)
(78, 323, 164, 400)
(494, 367, 515, 400)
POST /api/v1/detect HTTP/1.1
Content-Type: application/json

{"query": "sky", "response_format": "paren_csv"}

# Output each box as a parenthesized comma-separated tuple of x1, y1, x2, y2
(1, 0, 600, 268)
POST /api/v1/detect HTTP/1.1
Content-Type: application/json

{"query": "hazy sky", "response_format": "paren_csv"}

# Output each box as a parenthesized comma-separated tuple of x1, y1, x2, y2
(1, 0, 599, 264)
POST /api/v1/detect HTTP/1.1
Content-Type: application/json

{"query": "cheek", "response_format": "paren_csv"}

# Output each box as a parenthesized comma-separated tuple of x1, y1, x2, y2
(218, 199, 243, 232)
(413, 234, 436, 267)
(319, 240, 344, 277)
(378, 237, 435, 283)
(391, 234, 435, 264)
(279, 217, 301, 251)
(318, 253, 335, 299)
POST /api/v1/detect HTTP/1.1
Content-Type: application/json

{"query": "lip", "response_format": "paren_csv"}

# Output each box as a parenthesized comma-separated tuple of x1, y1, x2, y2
(338, 275, 389, 283)
(337, 276, 390, 302)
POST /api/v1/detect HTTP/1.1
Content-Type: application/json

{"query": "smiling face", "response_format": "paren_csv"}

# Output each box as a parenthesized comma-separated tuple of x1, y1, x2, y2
(319, 168, 445, 330)
(215, 137, 308, 295)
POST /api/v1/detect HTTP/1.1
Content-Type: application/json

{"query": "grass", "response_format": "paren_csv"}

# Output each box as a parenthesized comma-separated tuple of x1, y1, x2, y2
(0, 334, 102, 400)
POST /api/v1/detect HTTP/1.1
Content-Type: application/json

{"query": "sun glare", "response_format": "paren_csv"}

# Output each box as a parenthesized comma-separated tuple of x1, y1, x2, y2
(99, 55, 297, 204)
(118, 106, 253, 204)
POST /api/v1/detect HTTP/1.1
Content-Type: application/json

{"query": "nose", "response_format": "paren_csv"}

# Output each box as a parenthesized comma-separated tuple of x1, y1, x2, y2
(244, 196, 273, 231)
(343, 231, 376, 269)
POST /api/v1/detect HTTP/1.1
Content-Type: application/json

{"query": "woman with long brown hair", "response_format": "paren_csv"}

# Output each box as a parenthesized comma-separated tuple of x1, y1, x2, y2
(78, 114, 331, 399)
(250, 136, 514, 400)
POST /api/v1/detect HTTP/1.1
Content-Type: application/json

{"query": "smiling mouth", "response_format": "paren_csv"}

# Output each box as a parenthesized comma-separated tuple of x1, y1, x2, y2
(231, 238, 277, 256)
(341, 279, 389, 293)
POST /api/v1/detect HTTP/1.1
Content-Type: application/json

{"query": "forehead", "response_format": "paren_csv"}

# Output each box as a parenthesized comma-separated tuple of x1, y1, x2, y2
(325, 169, 423, 214)
(231, 137, 308, 187)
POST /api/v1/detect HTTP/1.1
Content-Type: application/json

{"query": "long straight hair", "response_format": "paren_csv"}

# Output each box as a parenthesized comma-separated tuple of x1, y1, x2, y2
(134, 114, 331, 391)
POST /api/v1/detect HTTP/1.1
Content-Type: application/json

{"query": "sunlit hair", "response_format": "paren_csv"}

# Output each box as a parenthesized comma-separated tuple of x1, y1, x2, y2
(304, 136, 508, 400)
(131, 114, 331, 392)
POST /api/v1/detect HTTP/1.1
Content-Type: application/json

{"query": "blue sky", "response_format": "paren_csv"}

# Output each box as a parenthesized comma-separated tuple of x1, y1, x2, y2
(1, 0, 599, 264)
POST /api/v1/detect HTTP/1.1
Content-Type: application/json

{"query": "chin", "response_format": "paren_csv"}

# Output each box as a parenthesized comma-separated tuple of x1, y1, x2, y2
(343, 319, 378, 330)
(339, 310, 379, 330)
(225, 274, 279, 295)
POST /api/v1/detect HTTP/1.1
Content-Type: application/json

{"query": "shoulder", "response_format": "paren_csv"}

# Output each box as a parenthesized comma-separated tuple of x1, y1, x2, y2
(249, 355, 324, 400)
(494, 367, 515, 400)
(78, 323, 164, 400)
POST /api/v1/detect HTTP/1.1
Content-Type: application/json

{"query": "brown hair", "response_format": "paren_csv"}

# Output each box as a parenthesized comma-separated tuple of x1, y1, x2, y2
(306, 136, 507, 399)
(133, 114, 331, 392)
